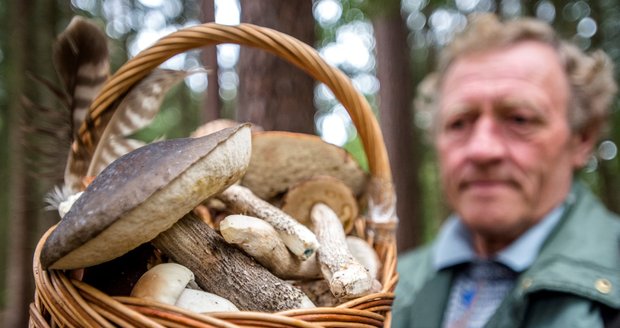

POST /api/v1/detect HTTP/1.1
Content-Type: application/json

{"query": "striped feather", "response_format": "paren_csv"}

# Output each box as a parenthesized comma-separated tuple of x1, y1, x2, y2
(53, 16, 110, 193)
(53, 16, 109, 135)
(85, 69, 191, 177)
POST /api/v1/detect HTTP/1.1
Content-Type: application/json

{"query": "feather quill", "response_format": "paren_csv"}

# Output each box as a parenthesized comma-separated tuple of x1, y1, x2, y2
(86, 69, 191, 177)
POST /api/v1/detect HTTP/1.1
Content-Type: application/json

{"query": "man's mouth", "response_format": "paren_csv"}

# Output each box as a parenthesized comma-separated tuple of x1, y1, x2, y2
(461, 180, 514, 192)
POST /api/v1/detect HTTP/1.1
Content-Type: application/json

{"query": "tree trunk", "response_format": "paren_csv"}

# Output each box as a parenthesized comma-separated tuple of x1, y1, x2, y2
(373, 5, 424, 252)
(200, 0, 220, 122)
(237, 0, 315, 133)
(3, 1, 69, 325)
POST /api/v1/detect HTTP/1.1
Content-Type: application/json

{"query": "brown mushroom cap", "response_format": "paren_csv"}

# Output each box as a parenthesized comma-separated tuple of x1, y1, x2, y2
(241, 131, 368, 200)
(281, 176, 358, 234)
(41, 124, 251, 269)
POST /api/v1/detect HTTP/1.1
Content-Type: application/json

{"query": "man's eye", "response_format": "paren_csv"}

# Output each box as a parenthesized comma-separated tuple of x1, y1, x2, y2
(446, 118, 467, 131)
(509, 115, 531, 125)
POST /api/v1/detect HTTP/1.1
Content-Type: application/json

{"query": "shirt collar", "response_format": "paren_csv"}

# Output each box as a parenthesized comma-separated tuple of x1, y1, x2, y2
(433, 202, 567, 272)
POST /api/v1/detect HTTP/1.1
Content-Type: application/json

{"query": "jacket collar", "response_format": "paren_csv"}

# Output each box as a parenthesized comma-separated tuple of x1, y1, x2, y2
(514, 182, 620, 308)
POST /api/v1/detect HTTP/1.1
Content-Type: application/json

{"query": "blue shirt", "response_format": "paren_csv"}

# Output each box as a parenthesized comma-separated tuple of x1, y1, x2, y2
(433, 203, 568, 328)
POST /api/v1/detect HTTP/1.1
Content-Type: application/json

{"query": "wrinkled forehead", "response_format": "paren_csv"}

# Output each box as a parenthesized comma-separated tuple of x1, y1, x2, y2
(438, 41, 570, 107)
(442, 41, 566, 88)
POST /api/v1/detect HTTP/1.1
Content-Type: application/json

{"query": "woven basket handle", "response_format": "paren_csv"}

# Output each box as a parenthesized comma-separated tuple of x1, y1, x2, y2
(82, 23, 397, 235)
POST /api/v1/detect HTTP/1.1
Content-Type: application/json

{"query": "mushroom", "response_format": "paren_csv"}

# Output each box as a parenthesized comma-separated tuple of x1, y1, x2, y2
(280, 176, 376, 297)
(281, 175, 359, 234)
(217, 184, 319, 260)
(311, 203, 375, 299)
(346, 236, 380, 280)
(241, 131, 368, 200)
(221, 175, 374, 299)
(131, 263, 239, 313)
(131, 263, 195, 305)
(219, 214, 321, 279)
(40, 124, 313, 311)
(40, 124, 252, 270)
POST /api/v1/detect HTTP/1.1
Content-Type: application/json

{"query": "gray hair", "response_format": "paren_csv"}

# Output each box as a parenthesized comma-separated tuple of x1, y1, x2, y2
(417, 13, 617, 138)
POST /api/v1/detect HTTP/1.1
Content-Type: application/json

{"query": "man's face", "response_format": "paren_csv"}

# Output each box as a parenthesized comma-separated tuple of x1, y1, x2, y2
(436, 41, 591, 249)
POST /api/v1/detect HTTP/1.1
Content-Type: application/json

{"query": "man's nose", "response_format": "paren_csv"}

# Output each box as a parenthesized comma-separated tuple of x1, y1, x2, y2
(465, 117, 506, 163)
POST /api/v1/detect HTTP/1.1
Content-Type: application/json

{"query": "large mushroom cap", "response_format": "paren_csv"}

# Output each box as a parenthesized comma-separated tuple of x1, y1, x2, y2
(241, 131, 368, 200)
(41, 124, 252, 270)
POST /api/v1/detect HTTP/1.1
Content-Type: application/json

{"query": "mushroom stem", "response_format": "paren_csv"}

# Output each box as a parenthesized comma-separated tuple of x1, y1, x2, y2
(217, 184, 319, 260)
(311, 203, 374, 299)
(152, 212, 315, 312)
(220, 214, 321, 279)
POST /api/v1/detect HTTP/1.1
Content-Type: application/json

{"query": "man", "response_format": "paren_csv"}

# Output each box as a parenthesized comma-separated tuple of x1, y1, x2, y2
(393, 13, 620, 328)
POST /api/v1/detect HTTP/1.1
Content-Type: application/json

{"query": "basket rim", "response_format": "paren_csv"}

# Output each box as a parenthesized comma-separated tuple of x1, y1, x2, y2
(33, 224, 397, 328)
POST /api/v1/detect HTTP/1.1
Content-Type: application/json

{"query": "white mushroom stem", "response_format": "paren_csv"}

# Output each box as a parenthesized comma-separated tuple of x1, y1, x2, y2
(311, 203, 374, 299)
(218, 184, 319, 260)
(220, 215, 321, 279)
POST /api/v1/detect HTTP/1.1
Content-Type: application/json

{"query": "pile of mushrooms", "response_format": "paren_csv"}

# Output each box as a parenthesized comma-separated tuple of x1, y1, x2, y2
(41, 121, 382, 314)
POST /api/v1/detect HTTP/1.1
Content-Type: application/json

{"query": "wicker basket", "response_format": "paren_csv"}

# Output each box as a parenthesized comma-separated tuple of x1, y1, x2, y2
(30, 23, 399, 328)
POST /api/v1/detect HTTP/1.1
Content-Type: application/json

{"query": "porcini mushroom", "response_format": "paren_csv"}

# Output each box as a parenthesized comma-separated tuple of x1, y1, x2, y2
(40, 124, 252, 270)
(131, 263, 239, 313)
(311, 203, 375, 299)
(40, 124, 314, 311)
(219, 214, 321, 279)
(241, 131, 368, 200)
(281, 175, 359, 234)
(218, 184, 320, 260)
(131, 263, 195, 305)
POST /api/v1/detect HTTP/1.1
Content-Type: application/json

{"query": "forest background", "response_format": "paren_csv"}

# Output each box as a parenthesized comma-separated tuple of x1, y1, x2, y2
(1, 0, 619, 326)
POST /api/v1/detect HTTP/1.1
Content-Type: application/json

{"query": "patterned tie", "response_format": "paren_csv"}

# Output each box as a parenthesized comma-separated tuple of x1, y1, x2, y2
(443, 261, 518, 328)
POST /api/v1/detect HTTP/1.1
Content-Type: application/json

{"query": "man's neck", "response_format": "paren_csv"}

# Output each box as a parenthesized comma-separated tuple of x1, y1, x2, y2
(472, 235, 517, 258)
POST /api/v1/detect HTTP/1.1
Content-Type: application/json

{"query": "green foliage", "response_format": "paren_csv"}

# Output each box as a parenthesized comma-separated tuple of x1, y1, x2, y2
(343, 133, 369, 172)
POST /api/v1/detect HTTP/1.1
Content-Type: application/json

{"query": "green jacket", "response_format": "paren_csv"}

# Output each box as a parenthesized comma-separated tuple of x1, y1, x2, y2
(392, 183, 620, 328)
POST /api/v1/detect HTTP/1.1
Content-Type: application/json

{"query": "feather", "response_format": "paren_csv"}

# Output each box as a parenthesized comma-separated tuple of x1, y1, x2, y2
(50, 16, 109, 193)
(85, 69, 192, 177)
(53, 16, 110, 135)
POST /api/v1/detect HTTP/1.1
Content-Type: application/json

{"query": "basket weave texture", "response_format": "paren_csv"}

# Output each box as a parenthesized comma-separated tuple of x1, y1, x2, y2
(30, 23, 399, 328)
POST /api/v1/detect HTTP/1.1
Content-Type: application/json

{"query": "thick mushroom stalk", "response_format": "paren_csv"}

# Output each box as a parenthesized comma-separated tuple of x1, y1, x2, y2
(218, 184, 319, 260)
(220, 214, 321, 279)
(311, 203, 374, 299)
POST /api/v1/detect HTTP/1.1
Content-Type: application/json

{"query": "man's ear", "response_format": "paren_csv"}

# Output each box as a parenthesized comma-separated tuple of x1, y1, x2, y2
(571, 123, 601, 168)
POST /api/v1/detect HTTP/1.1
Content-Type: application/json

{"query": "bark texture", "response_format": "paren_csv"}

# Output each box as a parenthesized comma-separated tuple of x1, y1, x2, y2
(237, 0, 315, 133)
(152, 213, 313, 312)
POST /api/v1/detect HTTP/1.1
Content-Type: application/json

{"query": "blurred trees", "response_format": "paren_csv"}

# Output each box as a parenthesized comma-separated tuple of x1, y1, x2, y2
(1, 0, 620, 325)
(2, 1, 72, 326)
(369, 0, 424, 251)
(237, 0, 316, 132)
